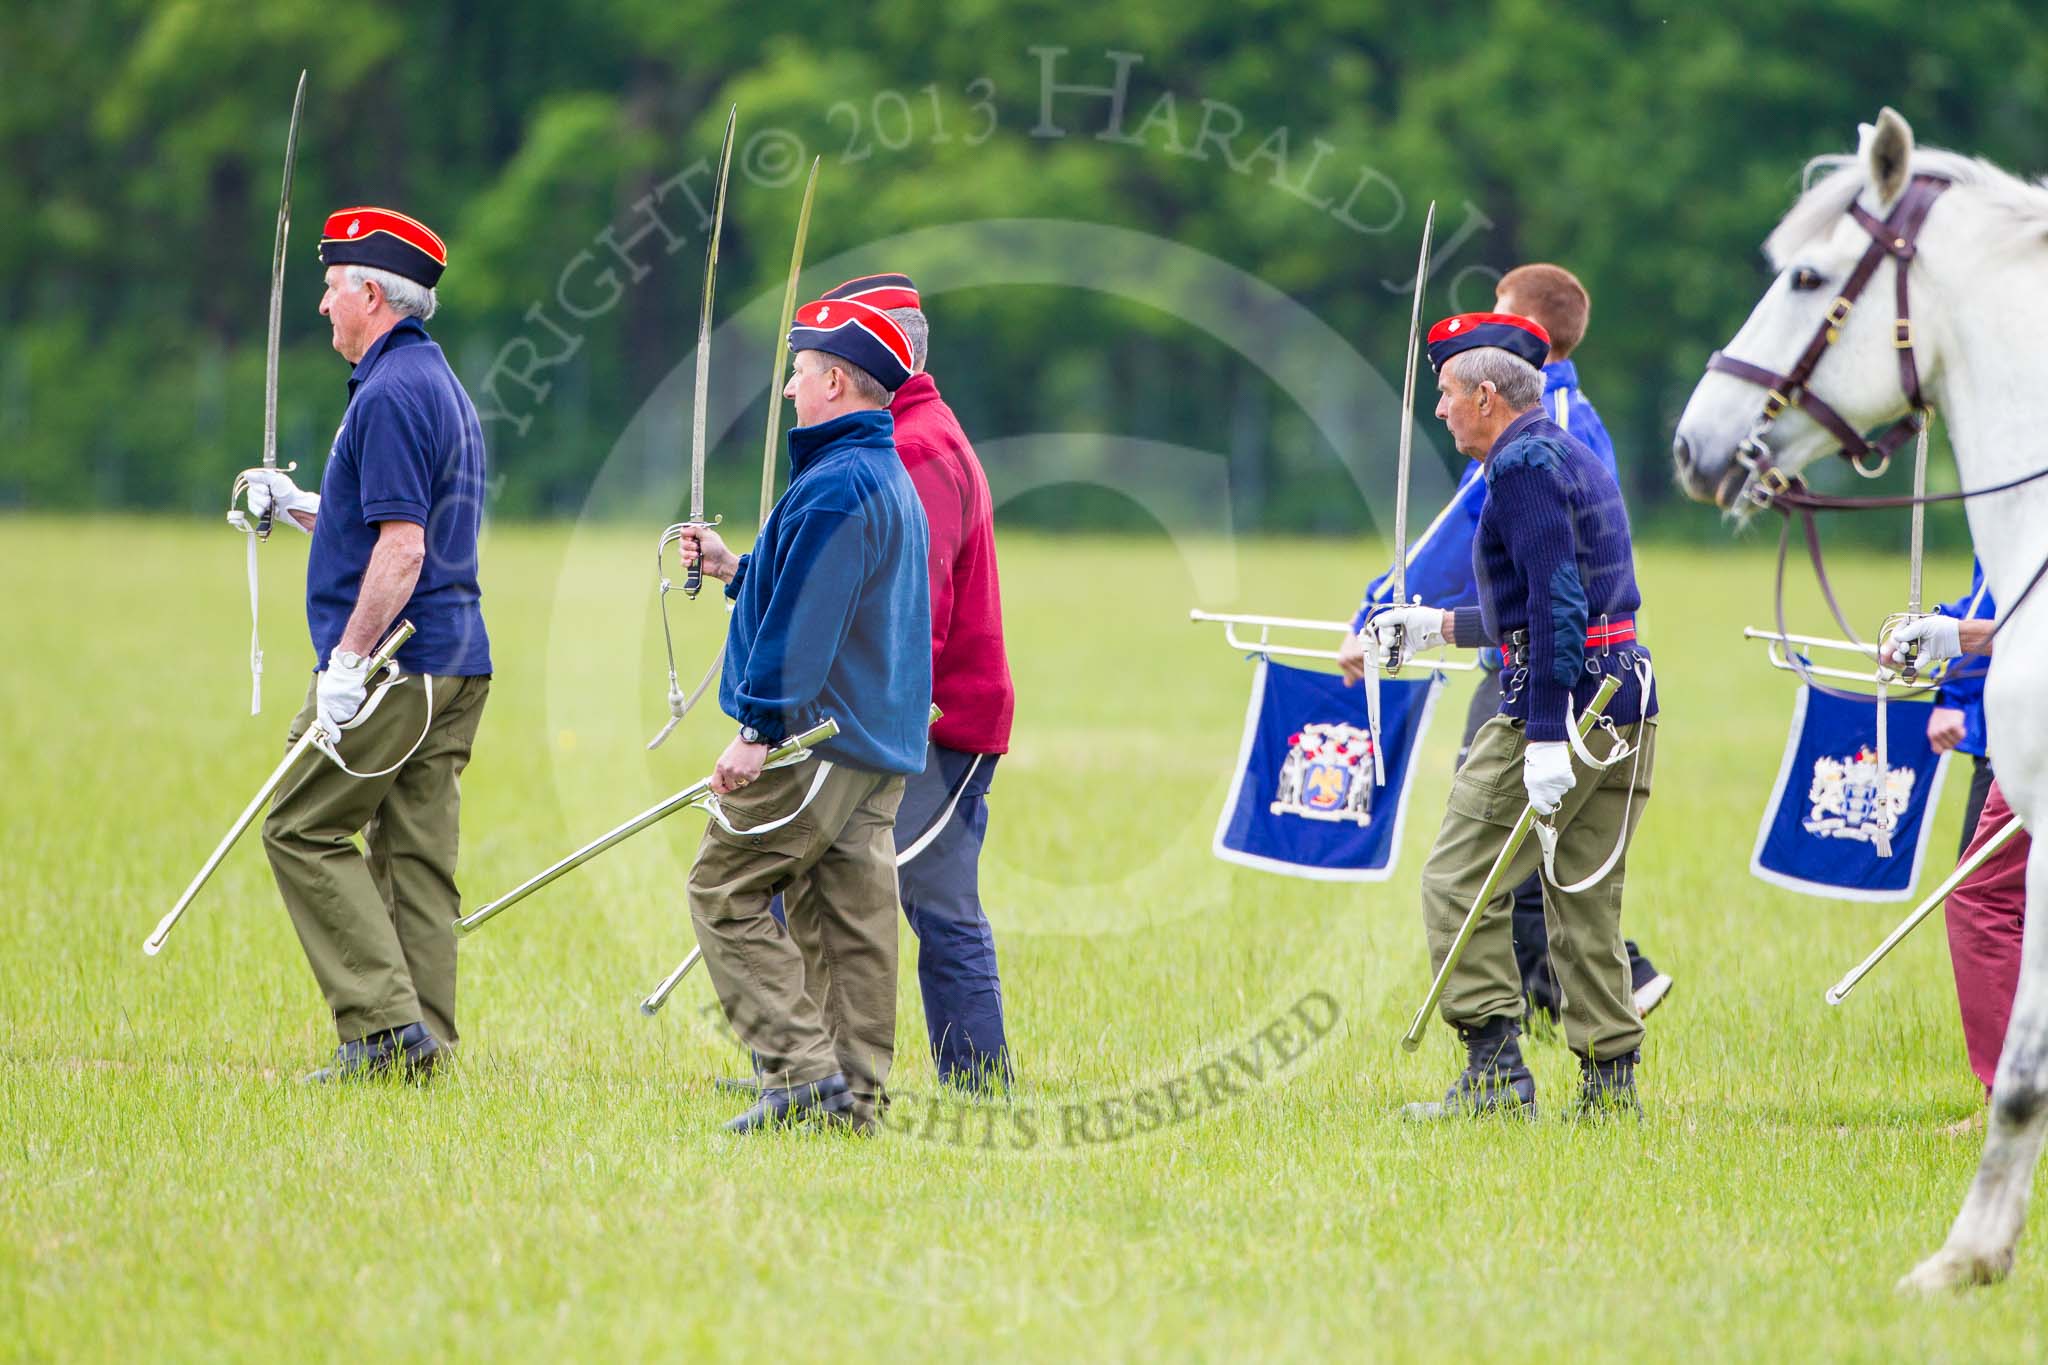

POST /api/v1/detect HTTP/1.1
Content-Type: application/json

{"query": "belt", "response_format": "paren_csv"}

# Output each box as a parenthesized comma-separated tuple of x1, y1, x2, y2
(1500, 614, 1637, 667)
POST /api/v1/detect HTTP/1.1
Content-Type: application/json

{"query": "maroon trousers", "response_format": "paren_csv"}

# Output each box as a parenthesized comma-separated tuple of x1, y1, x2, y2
(1944, 778, 2032, 1091)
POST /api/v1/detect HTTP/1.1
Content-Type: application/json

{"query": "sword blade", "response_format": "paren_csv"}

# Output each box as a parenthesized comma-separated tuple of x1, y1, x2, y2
(263, 70, 307, 476)
(1907, 419, 1930, 613)
(690, 105, 738, 525)
(759, 156, 820, 527)
(1389, 200, 1436, 607)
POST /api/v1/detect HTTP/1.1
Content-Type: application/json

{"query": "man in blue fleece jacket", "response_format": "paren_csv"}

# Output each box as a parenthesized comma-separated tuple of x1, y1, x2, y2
(676, 295, 932, 1134)
(1373, 311, 1658, 1121)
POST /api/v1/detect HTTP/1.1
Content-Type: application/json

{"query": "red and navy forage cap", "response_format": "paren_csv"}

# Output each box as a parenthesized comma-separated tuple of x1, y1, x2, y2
(317, 207, 448, 288)
(822, 272, 921, 311)
(789, 297, 915, 391)
(1425, 312, 1551, 373)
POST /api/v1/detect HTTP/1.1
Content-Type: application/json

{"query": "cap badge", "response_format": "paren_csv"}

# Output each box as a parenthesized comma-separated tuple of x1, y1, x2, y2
(346, 219, 361, 237)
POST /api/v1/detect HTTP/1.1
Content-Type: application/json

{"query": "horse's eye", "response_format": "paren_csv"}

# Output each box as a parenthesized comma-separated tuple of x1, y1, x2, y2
(1789, 266, 1826, 292)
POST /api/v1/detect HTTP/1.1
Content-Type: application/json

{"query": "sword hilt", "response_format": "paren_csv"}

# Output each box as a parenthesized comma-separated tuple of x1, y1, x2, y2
(1879, 611, 1926, 685)
(231, 462, 296, 541)
(675, 514, 723, 600)
(1368, 596, 1422, 677)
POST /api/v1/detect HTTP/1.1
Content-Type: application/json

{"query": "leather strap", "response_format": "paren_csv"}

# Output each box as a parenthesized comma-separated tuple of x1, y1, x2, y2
(1710, 175, 1951, 486)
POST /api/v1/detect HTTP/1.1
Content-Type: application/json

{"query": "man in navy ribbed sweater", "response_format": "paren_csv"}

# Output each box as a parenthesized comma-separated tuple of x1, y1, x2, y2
(1373, 311, 1659, 1119)
(677, 295, 932, 1134)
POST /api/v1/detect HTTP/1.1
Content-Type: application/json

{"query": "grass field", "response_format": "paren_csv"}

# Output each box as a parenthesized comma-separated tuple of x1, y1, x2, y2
(3, 516, 2039, 1362)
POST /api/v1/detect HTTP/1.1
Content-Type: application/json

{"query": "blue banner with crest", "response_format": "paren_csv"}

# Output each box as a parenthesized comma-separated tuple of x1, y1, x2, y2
(1750, 685, 1952, 902)
(1212, 658, 1445, 882)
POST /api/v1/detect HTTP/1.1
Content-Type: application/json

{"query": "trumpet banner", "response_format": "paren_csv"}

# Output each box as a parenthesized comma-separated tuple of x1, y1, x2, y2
(1212, 658, 1445, 882)
(1750, 684, 1952, 902)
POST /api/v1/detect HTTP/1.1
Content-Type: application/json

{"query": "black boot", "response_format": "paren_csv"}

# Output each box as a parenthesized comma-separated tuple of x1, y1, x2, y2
(723, 1072, 856, 1133)
(1570, 1049, 1642, 1120)
(301, 1022, 443, 1084)
(1401, 1016, 1536, 1120)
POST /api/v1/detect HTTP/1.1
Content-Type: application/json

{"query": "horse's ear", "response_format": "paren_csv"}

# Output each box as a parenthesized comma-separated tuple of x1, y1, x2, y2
(1861, 107, 1914, 206)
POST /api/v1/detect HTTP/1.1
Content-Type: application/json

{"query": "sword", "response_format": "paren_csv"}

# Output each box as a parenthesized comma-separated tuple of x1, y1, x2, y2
(144, 620, 413, 957)
(1825, 813, 2023, 1005)
(683, 104, 738, 599)
(649, 105, 738, 750)
(760, 157, 820, 527)
(643, 159, 820, 752)
(454, 717, 840, 937)
(257, 69, 306, 540)
(1381, 200, 1436, 676)
(226, 71, 308, 715)
(1900, 417, 1933, 683)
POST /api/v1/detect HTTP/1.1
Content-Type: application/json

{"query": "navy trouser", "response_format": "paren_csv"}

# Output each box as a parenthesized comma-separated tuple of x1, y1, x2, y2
(770, 742, 1009, 1086)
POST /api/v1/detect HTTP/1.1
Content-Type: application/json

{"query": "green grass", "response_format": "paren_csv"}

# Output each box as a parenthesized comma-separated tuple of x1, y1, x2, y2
(3, 517, 2040, 1362)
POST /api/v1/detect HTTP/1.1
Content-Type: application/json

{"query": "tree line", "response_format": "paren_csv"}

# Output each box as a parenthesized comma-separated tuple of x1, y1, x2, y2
(3, 0, 2041, 541)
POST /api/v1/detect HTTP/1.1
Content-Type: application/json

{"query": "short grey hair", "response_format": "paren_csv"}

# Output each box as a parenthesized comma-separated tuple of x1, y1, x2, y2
(823, 354, 889, 405)
(345, 263, 438, 322)
(886, 306, 929, 373)
(1448, 346, 1543, 409)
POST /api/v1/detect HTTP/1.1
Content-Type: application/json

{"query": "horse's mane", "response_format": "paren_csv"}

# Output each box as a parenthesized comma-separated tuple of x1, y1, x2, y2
(1766, 146, 2048, 267)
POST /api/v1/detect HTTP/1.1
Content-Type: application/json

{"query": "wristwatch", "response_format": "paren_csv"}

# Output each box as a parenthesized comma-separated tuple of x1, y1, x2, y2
(739, 725, 766, 745)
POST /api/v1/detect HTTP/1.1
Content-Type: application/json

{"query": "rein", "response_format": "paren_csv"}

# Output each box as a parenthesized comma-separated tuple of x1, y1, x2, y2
(1712, 168, 2048, 668)
(1709, 173, 1952, 498)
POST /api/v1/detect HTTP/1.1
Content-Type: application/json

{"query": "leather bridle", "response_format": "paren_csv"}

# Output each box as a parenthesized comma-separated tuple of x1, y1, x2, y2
(1707, 173, 1952, 504)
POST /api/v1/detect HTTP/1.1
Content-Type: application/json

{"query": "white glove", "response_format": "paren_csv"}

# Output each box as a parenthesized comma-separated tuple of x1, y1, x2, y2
(1373, 604, 1448, 658)
(245, 469, 319, 531)
(315, 650, 372, 741)
(1523, 741, 1575, 816)
(1882, 613, 1961, 668)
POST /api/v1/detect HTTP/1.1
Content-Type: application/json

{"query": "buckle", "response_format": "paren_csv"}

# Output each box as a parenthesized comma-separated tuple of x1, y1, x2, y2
(1758, 465, 1794, 499)
(1826, 296, 1854, 327)
(1894, 319, 1914, 349)
(1762, 390, 1790, 419)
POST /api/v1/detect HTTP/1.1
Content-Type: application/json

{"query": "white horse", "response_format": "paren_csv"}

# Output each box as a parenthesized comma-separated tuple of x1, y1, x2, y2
(1674, 108, 2048, 1292)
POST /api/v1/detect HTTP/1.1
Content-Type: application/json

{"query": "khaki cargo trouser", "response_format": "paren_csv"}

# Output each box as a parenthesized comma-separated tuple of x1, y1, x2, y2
(262, 672, 490, 1047)
(687, 759, 905, 1119)
(1421, 713, 1656, 1061)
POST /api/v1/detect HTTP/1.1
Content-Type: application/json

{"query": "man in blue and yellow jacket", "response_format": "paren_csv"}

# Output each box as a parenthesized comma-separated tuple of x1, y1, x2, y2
(1366, 311, 1658, 1120)
(678, 296, 932, 1134)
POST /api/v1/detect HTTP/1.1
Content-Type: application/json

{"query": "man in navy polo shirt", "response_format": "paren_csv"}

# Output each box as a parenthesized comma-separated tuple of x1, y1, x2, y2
(245, 206, 491, 1083)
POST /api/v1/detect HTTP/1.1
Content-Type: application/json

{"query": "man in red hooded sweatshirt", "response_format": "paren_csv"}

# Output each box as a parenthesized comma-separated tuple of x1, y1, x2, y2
(821, 274, 1017, 1089)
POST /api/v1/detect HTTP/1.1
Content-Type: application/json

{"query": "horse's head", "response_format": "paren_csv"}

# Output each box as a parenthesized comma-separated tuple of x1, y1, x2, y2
(1674, 108, 1938, 511)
